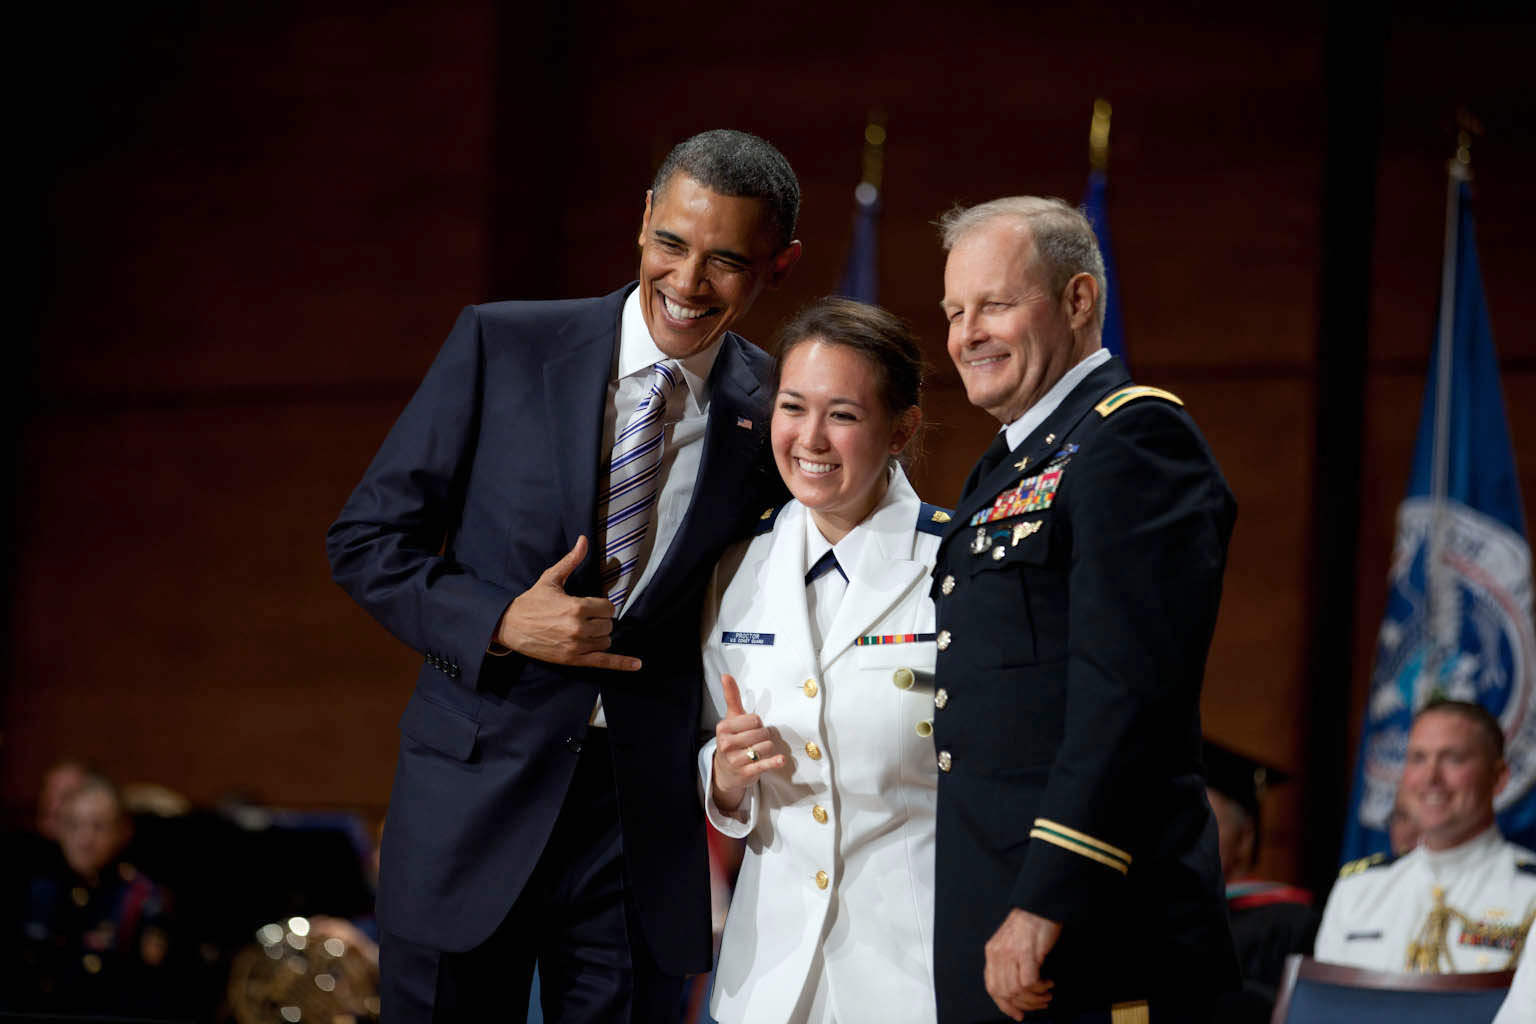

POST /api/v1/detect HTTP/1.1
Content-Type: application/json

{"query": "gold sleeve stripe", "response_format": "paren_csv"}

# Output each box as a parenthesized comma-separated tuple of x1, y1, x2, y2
(1033, 818, 1132, 864)
(1029, 827, 1130, 875)
(1095, 385, 1184, 417)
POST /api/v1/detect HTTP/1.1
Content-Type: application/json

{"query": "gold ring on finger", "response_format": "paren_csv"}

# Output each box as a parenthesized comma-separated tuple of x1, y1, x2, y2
(746, 748, 759, 762)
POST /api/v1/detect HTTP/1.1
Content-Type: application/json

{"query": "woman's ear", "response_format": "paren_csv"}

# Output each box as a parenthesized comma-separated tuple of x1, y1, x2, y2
(890, 406, 923, 454)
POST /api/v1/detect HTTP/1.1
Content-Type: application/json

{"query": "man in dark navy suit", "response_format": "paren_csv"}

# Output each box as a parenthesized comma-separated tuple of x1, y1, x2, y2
(930, 197, 1239, 1023)
(326, 130, 801, 1022)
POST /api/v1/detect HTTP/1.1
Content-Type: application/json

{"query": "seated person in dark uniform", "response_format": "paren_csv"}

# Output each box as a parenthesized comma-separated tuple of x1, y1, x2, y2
(1204, 739, 1319, 1021)
(18, 773, 171, 1014)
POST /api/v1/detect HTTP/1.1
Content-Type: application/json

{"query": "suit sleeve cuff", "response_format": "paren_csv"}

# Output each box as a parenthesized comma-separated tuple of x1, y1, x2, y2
(1028, 818, 1131, 874)
(1012, 817, 1130, 924)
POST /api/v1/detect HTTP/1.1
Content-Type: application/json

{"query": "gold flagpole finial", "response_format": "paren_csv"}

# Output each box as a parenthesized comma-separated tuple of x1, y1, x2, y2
(860, 110, 887, 196)
(1089, 98, 1112, 173)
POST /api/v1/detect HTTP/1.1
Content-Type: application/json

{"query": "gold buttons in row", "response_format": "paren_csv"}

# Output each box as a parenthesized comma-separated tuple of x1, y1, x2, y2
(937, 630, 952, 651)
(892, 667, 914, 690)
(803, 678, 818, 697)
(935, 688, 949, 709)
(938, 751, 952, 772)
(812, 804, 828, 824)
(941, 573, 955, 595)
(805, 741, 822, 760)
(915, 720, 933, 738)
(815, 870, 829, 890)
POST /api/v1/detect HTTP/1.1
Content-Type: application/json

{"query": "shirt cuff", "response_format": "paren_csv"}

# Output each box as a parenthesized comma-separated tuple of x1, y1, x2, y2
(697, 737, 757, 838)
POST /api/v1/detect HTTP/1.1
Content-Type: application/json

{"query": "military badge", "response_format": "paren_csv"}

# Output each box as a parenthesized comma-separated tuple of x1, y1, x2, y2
(1049, 443, 1080, 463)
(1456, 916, 1527, 952)
(856, 632, 937, 646)
(1011, 520, 1042, 545)
(969, 466, 1065, 526)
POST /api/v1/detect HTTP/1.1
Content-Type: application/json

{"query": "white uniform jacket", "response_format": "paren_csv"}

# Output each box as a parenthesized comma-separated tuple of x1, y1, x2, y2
(1315, 827, 1536, 973)
(699, 467, 948, 1024)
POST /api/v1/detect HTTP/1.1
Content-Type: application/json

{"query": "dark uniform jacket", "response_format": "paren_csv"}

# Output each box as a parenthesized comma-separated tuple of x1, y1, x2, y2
(1224, 881, 1320, 1022)
(930, 356, 1241, 1021)
(326, 284, 783, 973)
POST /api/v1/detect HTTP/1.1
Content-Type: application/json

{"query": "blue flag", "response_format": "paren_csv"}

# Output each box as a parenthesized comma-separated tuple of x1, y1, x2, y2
(836, 182, 880, 303)
(1341, 177, 1536, 863)
(1080, 169, 1126, 363)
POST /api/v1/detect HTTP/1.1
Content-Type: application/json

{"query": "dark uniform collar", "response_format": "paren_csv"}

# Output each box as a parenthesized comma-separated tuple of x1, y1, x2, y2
(946, 357, 1131, 543)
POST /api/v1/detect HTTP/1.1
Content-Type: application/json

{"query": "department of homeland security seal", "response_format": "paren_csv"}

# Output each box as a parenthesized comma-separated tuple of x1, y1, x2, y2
(1358, 496, 1536, 833)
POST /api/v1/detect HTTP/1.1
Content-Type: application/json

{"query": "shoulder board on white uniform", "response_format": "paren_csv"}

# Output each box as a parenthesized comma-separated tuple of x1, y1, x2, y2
(1337, 852, 1393, 879)
(754, 502, 788, 535)
(1516, 860, 1536, 876)
(917, 503, 954, 536)
(1095, 385, 1184, 418)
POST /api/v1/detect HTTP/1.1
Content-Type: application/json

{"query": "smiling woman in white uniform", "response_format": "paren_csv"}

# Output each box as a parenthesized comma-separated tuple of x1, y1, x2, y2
(699, 297, 950, 1024)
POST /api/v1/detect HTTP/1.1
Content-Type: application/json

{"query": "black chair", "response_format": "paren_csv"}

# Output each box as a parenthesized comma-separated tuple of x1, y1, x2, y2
(1271, 954, 1515, 1024)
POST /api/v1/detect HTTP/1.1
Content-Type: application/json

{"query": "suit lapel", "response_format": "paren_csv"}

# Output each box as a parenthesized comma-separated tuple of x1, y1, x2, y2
(543, 288, 628, 591)
(947, 357, 1131, 542)
(752, 502, 816, 666)
(626, 332, 767, 619)
(820, 471, 926, 669)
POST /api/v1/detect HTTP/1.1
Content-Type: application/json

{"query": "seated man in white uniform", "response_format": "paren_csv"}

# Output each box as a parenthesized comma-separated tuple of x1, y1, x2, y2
(1315, 698, 1536, 973)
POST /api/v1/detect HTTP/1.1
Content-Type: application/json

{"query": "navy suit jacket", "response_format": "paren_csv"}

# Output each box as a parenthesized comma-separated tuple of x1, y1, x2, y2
(326, 284, 783, 972)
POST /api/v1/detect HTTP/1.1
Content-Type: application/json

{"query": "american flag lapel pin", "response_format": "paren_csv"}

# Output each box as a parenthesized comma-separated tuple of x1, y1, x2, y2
(736, 416, 753, 430)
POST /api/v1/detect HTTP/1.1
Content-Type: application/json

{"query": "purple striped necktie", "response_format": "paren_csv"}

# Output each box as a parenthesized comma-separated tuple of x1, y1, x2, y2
(600, 360, 680, 613)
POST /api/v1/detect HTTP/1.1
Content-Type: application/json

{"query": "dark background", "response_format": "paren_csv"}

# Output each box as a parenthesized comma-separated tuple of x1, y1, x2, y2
(8, 0, 1535, 899)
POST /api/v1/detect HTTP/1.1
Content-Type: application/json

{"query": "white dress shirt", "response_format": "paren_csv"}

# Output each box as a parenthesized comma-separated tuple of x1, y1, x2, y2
(591, 288, 721, 725)
(804, 512, 864, 658)
(1002, 347, 1111, 450)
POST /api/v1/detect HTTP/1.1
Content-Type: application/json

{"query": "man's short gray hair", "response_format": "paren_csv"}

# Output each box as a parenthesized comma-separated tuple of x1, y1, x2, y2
(938, 196, 1107, 331)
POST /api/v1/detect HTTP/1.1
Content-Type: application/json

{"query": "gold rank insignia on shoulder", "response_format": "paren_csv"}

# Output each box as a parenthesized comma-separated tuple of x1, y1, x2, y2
(931, 509, 951, 524)
(759, 507, 774, 519)
(1338, 852, 1388, 878)
(1095, 385, 1184, 417)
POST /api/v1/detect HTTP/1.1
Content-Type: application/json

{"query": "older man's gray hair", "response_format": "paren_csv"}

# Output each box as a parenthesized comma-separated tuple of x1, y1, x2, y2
(938, 196, 1107, 333)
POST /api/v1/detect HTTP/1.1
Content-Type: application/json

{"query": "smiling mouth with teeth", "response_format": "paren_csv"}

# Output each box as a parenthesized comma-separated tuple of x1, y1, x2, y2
(796, 458, 837, 475)
(663, 295, 716, 321)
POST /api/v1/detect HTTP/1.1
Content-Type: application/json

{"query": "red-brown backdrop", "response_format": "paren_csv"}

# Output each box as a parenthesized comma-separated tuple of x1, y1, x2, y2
(8, 2, 1535, 893)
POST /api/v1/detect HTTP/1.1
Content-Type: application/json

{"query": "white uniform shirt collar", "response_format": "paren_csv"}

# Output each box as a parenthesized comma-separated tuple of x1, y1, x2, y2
(1420, 824, 1504, 877)
(618, 287, 720, 405)
(1003, 347, 1112, 450)
(802, 505, 874, 580)
(800, 466, 915, 578)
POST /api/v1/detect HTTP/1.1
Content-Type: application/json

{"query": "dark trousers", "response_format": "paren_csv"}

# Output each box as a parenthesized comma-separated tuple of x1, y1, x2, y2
(380, 731, 686, 1023)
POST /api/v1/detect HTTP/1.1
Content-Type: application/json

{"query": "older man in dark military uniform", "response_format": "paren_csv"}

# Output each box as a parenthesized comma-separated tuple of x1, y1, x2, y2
(930, 196, 1240, 1023)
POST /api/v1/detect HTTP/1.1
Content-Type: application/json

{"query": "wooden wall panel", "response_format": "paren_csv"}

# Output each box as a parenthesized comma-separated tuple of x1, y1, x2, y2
(7, 3, 497, 812)
(7, 2, 1533, 896)
(36, 5, 496, 402)
(10, 399, 420, 810)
